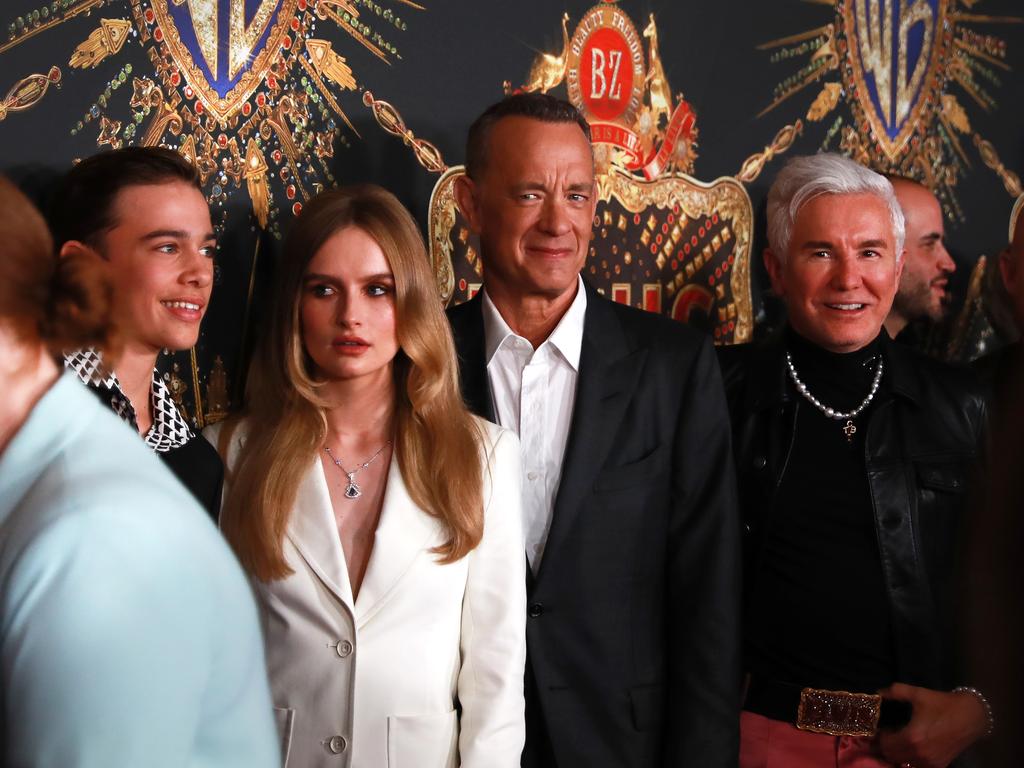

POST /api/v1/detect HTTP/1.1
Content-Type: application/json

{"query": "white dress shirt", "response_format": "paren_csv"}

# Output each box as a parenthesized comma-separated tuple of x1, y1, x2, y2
(482, 277, 587, 571)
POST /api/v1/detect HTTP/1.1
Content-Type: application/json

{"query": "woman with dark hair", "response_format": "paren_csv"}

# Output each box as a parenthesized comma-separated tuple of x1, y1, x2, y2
(0, 176, 278, 767)
(208, 184, 526, 767)
(50, 146, 222, 515)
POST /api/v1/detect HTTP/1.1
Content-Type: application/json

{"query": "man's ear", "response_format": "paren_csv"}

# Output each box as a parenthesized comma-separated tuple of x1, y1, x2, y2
(453, 174, 482, 234)
(895, 248, 906, 286)
(763, 247, 786, 297)
(59, 240, 101, 262)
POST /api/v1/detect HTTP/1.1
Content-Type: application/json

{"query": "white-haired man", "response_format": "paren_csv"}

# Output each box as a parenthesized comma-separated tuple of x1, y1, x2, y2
(718, 154, 991, 768)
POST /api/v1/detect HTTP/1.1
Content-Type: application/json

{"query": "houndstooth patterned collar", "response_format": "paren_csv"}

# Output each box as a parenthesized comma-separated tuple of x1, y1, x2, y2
(64, 348, 194, 453)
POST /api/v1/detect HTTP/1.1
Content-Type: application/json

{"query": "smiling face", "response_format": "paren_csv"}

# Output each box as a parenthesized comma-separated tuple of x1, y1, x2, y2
(300, 225, 399, 385)
(765, 192, 903, 353)
(456, 116, 596, 307)
(890, 179, 955, 324)
(96, 181, 215, 354)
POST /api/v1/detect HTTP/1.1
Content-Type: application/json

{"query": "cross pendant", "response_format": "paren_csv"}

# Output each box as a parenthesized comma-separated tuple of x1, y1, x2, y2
(842, 419, 857, 442)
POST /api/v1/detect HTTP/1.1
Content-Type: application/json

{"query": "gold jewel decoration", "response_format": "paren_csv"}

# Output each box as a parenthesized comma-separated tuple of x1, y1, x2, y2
(0, 66, 61, 122)
(129, 76, 159, 109)
(69, 18, 132, 69)
(806, 82, 842, 122)
(756, 23, 839, 118)
(141, 99, 183, 147)
(305, 39, 357, 91)
(167, 361, 191, 420)
(204, 355, 230, 424)
(362, 91, 447, 174)
(0, 0, 107, 57)
(96, 114, 123, 148)
(753, 0, 1023, 218)
(244, 139, 271, 229)
(974, 135, 1023, 198)
(505, 12, 570, 95)
(737, 121, 804, 184)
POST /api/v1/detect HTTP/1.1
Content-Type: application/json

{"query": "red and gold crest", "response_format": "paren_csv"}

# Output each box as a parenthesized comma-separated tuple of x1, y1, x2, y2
(566, 3, 645, 165)
(433, 2, 753, 345)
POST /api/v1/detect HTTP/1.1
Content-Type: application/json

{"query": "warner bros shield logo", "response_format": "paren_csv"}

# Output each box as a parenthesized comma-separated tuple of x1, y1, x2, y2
(843, 0, 947, 161)
(152, 0, 299, 122)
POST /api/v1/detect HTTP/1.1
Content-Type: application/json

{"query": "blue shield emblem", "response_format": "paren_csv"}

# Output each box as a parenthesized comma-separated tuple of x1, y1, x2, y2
(844, 0, 947, 160)
(152, 0, 298, 121)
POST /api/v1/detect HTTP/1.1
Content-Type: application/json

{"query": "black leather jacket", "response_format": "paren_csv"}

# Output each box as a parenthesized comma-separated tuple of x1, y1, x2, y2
(717, 330, 986, 690)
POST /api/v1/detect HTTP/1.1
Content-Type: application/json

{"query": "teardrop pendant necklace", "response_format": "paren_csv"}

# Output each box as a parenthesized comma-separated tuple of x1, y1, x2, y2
(324, 441, 391, 499)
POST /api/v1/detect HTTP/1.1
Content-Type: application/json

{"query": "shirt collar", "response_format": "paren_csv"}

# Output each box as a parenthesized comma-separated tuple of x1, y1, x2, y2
(63, 348, 194, 452)
(481, 275, 587, 371)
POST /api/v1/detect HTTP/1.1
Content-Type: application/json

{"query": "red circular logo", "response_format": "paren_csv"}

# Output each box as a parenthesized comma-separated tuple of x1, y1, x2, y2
(580, 28, 634, 121)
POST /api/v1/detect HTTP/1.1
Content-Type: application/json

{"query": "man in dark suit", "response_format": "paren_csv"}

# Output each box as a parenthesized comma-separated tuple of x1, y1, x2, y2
(448, 93, 741, 767)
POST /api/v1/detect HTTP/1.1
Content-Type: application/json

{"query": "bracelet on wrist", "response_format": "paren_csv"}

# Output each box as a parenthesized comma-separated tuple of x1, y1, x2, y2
(953, 685, 994, 738)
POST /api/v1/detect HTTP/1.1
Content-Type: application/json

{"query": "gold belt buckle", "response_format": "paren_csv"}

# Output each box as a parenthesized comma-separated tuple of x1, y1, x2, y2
(796, 687, 882, 737)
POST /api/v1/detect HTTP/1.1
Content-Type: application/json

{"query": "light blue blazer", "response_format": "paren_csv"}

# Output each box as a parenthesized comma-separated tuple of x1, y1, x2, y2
(0, 373, 278, 768)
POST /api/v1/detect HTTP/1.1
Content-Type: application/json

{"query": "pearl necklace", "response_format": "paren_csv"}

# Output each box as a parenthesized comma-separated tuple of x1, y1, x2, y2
(785, 351, 883, 442)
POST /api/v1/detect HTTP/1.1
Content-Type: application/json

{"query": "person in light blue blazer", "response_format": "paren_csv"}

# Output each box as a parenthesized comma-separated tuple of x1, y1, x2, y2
(0, 175, 279, 768)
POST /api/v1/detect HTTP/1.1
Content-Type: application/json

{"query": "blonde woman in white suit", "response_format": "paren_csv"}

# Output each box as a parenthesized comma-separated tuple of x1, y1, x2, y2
(207, 185, 526, 768)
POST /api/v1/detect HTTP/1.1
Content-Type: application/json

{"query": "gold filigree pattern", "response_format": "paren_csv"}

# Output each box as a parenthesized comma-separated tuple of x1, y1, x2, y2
(0, 66, 61, 121)
(807, 82, 842, 121)
(737, 121, 804, 183)
(428, 166, 461, 304)
(974, 134, 1023, 198)
(363, 91, 447, 174)
(69, 18, 132, 69)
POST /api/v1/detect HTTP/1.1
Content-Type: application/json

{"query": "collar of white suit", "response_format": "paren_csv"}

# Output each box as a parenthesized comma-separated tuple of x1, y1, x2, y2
(286, 453, 447, 627)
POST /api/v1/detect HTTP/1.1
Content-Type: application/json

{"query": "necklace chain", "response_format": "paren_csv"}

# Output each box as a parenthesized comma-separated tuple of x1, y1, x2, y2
(786, 351, 883, 442)
(324, 441, 391, 500)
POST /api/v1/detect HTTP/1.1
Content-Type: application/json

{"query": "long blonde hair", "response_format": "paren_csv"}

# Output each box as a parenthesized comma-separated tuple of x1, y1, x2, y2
(219, 185, 484, 581)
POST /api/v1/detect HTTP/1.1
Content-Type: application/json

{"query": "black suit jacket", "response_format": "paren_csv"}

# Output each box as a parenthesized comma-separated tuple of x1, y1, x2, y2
(448, 283, 742, 767)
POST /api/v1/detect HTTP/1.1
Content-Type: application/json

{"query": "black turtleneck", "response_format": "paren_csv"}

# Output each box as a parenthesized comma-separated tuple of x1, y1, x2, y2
(746, 328, 896, 693)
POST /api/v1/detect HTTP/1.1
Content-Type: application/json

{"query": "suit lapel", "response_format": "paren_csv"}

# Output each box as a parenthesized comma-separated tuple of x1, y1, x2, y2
(448, 294, 495, 422)
(354, 457, 446, 627)
(286, 458, 356, 611)
(536, 289, 646, 582)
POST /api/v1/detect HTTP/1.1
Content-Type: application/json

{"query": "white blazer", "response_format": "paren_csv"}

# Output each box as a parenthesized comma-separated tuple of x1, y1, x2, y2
(207, 418, 526, 768)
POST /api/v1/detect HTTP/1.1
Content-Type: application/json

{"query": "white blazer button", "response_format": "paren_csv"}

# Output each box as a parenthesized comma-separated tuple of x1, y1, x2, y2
(336, 640, 353, 658)
(328, 735, 348, 753)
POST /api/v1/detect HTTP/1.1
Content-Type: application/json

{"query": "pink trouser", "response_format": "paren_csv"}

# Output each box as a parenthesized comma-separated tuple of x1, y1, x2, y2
(740, 711, 896, 768)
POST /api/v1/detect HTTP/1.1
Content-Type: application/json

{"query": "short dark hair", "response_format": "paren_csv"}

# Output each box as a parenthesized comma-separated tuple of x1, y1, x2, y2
(49, 146, 202, 248)
(464, 93, 591, 180)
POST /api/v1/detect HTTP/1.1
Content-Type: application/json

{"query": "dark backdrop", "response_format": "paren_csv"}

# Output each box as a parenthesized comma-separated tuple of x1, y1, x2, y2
(2, 0, 1022, 423)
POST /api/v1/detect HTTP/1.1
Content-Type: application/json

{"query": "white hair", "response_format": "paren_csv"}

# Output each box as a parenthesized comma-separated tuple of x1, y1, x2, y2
(766, 153, 906, 262)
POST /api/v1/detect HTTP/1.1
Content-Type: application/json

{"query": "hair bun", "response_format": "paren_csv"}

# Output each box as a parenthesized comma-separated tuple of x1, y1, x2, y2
(39, 253, 118, 355)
